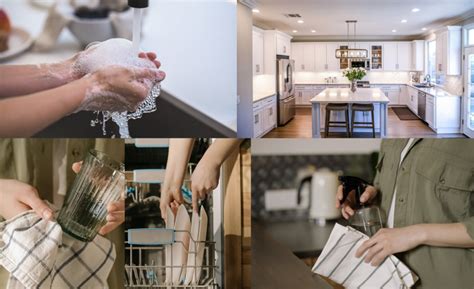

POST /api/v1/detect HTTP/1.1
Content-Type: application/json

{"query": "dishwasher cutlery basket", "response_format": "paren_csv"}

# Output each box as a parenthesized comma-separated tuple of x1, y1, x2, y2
(125, 228, 219, 289)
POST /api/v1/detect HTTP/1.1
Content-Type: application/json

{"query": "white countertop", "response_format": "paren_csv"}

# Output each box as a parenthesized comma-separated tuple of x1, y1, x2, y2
(311, 88, 390, 104)
(406, 84, 459, 98)
(253, 90, 276, 102)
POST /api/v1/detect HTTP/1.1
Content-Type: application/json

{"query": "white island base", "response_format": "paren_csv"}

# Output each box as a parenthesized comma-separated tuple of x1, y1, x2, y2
(311, 88, 390, 138)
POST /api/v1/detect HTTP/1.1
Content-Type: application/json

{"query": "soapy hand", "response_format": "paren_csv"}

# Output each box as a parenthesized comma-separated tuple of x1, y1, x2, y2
(336, 184, 378, 219)
(355, 226, 424, 266)
(78, 65, 165, 112)
(72, 162, 125, 235)
(0, 179, 53, 220)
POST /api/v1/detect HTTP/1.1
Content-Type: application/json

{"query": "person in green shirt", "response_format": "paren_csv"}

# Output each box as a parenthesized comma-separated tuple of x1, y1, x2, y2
(337, 139, 474, 289)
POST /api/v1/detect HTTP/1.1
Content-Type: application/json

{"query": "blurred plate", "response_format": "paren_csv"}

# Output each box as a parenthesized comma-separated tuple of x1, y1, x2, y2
(0, 27, 33, 61)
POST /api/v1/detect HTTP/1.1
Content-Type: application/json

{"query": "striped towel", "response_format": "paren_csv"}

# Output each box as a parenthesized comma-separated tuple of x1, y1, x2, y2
(0, 211, 115, 289)
(312, 223, 418, 289)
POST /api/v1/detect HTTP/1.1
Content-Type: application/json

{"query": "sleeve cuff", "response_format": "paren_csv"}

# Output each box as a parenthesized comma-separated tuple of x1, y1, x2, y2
(462, 217, 474, 240)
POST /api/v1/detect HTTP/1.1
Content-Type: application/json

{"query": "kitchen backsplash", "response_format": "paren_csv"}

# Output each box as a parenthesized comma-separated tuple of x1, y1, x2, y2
(294, 71, 411, 84)
(253, 74, 275, 94)
(252, 154, 377, 221)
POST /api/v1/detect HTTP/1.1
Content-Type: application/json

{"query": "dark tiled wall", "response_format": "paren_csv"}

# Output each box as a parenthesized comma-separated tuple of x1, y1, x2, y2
(252, 154, 378, 221)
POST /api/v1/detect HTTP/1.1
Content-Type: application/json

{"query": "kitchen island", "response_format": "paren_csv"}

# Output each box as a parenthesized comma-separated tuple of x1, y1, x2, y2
(311, 88, 390, 138)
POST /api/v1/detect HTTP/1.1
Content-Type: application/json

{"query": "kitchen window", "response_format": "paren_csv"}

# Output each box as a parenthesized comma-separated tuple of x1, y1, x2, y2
(427, 40, 436, 84)
(468, 28, 474, 46)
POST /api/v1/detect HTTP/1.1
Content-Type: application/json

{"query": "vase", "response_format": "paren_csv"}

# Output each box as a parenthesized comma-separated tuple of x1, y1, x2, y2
(351, 80, 357, 92)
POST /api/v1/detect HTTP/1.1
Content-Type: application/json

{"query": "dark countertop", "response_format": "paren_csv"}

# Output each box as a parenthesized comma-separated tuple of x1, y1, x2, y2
(259, 219, 346, 258)
(252, 222, 332, 289)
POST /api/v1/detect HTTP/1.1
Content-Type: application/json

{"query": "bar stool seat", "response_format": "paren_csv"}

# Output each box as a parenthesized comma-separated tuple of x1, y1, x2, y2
(351, 103, 376, 138)
(325, 103, 351, 138)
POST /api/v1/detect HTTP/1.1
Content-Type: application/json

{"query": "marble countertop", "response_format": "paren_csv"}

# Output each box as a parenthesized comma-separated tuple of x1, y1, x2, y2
(406, 84, 460, 98)
(253, 90, 276, 102)
(311, 88, 390, 104)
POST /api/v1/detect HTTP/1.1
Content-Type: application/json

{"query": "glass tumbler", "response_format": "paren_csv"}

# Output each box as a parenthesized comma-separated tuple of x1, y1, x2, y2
(349, 206, 384, 237)
(57, 149, 125, 242)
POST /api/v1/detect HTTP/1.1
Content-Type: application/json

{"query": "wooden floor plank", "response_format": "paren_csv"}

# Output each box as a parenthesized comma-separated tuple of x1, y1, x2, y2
(265, 107, 466, 138)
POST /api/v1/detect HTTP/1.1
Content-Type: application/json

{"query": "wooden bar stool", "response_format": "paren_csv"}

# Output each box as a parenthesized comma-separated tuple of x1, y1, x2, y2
(351, 103, 376, 138)
(325, 103, 351, 138)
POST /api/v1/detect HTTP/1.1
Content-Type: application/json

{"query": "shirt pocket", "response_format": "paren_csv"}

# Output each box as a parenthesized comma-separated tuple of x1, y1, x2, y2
(414, 158, 472, 222)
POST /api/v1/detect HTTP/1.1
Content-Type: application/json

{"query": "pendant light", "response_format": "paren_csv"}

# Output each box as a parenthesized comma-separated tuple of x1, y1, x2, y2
(335, 20, 368, 59)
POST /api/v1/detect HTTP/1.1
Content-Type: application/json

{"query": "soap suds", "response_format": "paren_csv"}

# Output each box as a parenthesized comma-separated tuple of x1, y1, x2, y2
(73, 38, 162, 138)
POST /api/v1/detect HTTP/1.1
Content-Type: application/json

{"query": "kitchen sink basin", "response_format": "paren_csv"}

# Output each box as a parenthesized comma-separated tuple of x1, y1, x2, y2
(413, 84, 434, 88)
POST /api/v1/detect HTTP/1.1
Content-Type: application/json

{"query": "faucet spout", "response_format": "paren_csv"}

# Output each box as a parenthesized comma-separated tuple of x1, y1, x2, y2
(128, 0, 149, 8)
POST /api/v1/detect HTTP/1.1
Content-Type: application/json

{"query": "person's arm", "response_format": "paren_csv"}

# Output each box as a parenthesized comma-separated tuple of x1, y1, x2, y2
(0, 65, 164, 137)
(191, 139, 243, 210)
(160, 139, 195, 218)
(0, 61, 78, 98)
(355, 223, 474, 266)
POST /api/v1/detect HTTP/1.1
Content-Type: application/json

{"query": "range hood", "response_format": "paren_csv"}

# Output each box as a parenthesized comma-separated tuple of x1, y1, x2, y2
(335, 20, 368, 59)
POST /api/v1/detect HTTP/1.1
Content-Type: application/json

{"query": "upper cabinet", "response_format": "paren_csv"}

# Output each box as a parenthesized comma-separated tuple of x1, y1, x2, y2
(436, 26, 461, 76)
(252, 27, 264, 76)
(411, 40, 425, 71)
(263, 30, 293, 75)
(315, 43, 328, 71)
(370, 43, 384, 70)
(276, 33, 292, 56)
(383, 42, 412, 71)
(292, 43, 315, 72)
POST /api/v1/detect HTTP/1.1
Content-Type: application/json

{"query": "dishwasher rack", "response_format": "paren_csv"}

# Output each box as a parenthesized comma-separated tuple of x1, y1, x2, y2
(125, 230, 219, 289)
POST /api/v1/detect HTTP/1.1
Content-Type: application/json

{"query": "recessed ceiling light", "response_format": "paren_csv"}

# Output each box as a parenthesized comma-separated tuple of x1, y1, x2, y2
(252, 9, 260, 13)
(392, 29, 397, 33)
(297, 20, 304, 24)
(412, 8, 420, 12)
(422, 27, 427, 31)
(401, 19, 407, 23)
(292, 30, 298, 33)
(311, 30, 316, 33)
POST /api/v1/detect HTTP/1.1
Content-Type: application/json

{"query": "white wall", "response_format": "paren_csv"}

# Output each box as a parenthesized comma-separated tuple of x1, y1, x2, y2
(142, 0, 237, 131)
(252, 139, 382, 155)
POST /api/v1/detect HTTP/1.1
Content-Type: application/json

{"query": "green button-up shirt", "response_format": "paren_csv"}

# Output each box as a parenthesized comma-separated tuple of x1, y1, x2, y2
(374, 139, 474, 289)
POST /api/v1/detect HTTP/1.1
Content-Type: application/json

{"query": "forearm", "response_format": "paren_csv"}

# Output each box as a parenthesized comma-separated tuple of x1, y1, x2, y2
(200, 139, 242, 167)
(0, 61, 76, 98)
(163, 139, 195, 188)
(0, 77, 89, 137)
(416, 223, 474, 248)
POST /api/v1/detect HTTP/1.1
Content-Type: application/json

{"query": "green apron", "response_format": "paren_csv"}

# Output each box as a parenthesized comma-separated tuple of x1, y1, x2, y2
(0, 139, 125, 289)
(374, 139, 474, 289)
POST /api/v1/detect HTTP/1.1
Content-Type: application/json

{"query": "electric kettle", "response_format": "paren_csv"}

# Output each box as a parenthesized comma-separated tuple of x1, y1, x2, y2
(338, 176, 384, 236)
(297, 169, 341, 225)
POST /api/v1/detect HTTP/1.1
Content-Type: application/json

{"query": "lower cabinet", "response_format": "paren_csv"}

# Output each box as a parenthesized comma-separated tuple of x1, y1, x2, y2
(253, 95, 277, 138)
(425, 95, 461, 133)
(407, 86, 418, 114)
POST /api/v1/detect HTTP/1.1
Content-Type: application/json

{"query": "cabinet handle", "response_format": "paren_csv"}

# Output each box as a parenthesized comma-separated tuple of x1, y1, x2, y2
(302, 64, 305, 70)
(325, 64, 328, 70)
(438, 64, 442, 72)
(256, 64, 260, 73)
(255, 115, 259, 124)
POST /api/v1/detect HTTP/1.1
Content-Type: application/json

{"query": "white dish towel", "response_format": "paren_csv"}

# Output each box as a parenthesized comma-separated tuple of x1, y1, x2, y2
(312, 223, 418, 289)
(0, 211, 116, 289)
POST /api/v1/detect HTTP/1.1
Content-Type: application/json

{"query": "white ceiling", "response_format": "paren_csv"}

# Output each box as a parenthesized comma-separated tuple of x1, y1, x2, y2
(252, 0, 474, 39)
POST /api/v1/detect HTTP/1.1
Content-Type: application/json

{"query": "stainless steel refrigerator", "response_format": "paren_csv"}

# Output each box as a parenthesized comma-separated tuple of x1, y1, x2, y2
(277, 56, 296, 126)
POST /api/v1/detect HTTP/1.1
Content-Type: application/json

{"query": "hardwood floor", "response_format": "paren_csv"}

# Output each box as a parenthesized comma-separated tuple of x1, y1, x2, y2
(265, 107, 466, 138)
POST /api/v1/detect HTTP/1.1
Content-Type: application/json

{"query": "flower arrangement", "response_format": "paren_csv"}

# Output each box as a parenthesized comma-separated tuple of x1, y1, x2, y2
(342, 67, 367, 81)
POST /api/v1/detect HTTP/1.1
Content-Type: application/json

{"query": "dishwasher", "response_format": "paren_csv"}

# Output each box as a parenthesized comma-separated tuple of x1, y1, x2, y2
(417, 91, 426, 121)
(124, 141, 223, 289)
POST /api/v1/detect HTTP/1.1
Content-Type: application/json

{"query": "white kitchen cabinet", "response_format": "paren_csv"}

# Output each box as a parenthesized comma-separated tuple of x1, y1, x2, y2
(411, 40, 425, 71)
(426, 94, 435, 128)
(252, 27, 264, 75)
(326, 42, 341, 71)
(292, 43, 315, 72)
(383, 42, 398, 71)
(407, 86, 418, 114)
(263, 30, 293, 75)
(436, 26, 461, 76)
(253, 95, 277, 137)
(399, 85, 408, 105)
(375, 85, 400, 106)
(383, 42, 412, 71)
(370, 43, 384, 70)
(315, 43, 328, 71)
(295, 85, 318, 106)
(276, 34, 292, 56)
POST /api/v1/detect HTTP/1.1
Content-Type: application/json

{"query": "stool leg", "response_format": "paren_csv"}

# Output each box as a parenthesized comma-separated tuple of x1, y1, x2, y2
(350, 108, 355, 137)
(325, 108, 330, 138)
(346, 108, 351, 138)
(371, 108, 376, 138)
